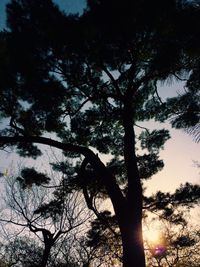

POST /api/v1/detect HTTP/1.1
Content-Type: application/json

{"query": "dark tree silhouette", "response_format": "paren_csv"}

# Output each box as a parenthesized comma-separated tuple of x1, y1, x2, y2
(0, 0, 200, 266)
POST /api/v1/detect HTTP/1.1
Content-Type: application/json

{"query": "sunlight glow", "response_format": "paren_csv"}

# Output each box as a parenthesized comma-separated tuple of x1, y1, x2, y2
(144, 228, 167, 257)
(145, 229, 161, 245)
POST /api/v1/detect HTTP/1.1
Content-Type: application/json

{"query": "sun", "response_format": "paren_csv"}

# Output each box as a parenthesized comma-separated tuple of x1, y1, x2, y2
(144, 228, 167, 257)
(144, 229, 161, 245)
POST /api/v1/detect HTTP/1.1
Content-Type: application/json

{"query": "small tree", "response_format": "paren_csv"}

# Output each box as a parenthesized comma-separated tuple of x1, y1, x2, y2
(0, 167, 90, 267)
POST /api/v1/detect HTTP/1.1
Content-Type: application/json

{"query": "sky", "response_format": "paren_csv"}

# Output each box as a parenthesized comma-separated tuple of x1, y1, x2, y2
(0, 0, 86, 29)
(0, 0, 199, 196)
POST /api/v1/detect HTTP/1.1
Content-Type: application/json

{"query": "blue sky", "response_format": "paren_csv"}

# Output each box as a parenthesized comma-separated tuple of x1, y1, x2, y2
(54, 0, 86, 14)
(0, 0, 86, 30)
(0, 0, 8, 29)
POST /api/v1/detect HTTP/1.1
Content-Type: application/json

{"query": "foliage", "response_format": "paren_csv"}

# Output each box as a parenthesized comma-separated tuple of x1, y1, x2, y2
(145, 220, 200, 267)
(143, 183, 200, 223)
(16, 167, 51, 188)
(85, 183, 200, 263)
(0, 237, 42, 267)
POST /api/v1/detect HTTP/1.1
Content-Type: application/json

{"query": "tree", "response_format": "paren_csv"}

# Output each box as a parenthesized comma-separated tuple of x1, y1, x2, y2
(0, 0, 200, 266)
(84, 182, 200, 266)
(0, 167, 90, 267)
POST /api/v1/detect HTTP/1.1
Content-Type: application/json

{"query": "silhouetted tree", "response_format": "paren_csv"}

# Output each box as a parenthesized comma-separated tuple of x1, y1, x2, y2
(0, 168, 90, 267)
(0, 0, 200, 266)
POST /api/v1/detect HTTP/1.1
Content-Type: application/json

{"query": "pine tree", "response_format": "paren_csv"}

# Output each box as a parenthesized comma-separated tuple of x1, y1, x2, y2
(0, 1, 200, 266)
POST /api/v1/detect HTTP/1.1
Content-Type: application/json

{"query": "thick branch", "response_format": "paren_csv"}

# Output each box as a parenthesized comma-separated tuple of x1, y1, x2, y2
(0, 135, 125, 218)
(0, 135, 91, 157)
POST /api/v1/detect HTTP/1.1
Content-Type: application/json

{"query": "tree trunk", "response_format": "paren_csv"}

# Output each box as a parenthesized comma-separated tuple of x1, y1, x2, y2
(40, 242, 52, 267)
(116, 94, 146, 267)
(114, 192, 145, 267)
(120, 213, 145, 267)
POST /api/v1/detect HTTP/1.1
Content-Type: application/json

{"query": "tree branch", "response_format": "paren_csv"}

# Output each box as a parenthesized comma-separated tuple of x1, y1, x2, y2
(10, 117, 26, 136)
(0, 135, 92, 157)
(79, 158, 119, 239)
(0, 135, 126, 218)
(0, 218, 28, 227)
(102, 65, 122, 98)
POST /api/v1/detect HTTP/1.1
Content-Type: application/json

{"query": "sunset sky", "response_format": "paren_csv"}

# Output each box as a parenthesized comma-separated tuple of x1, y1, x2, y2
(0, 0, 199, 197)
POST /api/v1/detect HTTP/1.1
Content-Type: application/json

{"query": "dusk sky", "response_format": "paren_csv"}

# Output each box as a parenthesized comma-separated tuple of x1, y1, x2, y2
(0, 0, 199, 196)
